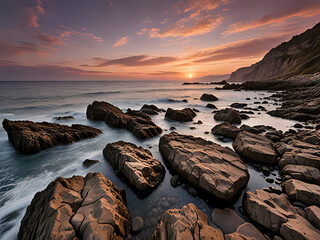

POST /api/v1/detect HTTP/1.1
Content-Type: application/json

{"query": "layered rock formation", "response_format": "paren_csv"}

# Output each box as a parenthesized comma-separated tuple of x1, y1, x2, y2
(151, 203, 224, 240)
(159, 132, 249, 201)
(211, 122, 241, 140)
(140, 104, 162, 115)
(165, 108, 196, 122)
(103, 141, 165, 192)
(86, 101, 162, 139)
(18, 172, 130, 240)
(214, 108, 242, 124)
(2, 119, 102, 154)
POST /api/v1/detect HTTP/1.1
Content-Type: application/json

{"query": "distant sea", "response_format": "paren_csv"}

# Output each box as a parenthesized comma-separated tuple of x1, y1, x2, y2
(0, 81, 297, 239)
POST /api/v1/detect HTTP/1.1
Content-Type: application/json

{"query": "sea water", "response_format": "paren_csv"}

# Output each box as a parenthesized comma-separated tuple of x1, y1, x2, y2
(0, 81, 298, 239)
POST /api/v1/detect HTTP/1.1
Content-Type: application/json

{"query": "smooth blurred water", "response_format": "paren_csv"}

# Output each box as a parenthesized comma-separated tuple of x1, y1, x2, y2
(0, 81, 298, 239)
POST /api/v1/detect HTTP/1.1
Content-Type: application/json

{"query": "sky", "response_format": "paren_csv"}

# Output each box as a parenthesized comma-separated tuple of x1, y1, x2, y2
(0, 0, 319, 81)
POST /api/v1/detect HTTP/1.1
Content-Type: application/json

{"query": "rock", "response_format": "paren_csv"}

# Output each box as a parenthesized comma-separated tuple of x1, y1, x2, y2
(240, 113, 250, 120)
(262, 166, 271, 176)
(206, 103, 217, 109)
(196, 120, 203, 124)
(140, 104, 162, 115)
(235, 222, 267, 240)
(305, 206, 320, 229)
(82, 159, 99, 167)
(169, 126, 176, 131)
(103, 141, 165, 192)
(200, 93, 219, 101)
(127, 108, 151, 120)
(170, 175, 180, 188)
(214, 108, 242, 124)
(211, 122, 241, 140)
(231, 103, 248, 109)
(182, 99, 188, 103)
(86, 101, 162, 139)
(151, 203, 224, 240)
(165, 108, 196, 122)
(281, 165, 320, 184)
(233, 131, 277, 164)
(187, 187, 197, 196)
(2, 119, 102, 154)
(211, 208, 245, 234)
(266, 178, 274, 183)
(132, 216, 144, 232)
(283, 179, 320, 206)
(18, 172, 130, 240)
(159, 132, 249, 201)
(244, 189, 320, 239)
(53, 116, 75, 120)
(294, 123, 303, 128)
(278, 152, 320, 169)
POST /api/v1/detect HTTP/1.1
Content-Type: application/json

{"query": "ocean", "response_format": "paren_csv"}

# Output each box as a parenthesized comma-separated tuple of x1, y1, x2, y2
(0, 81, 297, 239)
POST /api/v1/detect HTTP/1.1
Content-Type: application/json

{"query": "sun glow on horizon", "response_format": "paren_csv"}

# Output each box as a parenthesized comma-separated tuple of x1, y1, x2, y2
(186, 73, 193, 79)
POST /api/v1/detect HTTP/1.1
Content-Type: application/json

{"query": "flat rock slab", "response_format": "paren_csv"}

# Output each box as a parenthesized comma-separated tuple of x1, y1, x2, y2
(233, 131, 277, 164)
(151, 203, 224, 240)
(159, 132, 249, 201)
(214, 108, 242, 124)
(211, 122, 240, 140)
(278, 152, 320, 169)
(165, 108, 196, 121)
(103, 141, 165, 192)
(283, 179, 320, 206)
(281, 165, 320, 184)
(2, 119, 102, 154)
(244, 189, 320, 240)
(18, 172, 130, 240)
(305, 206, 320, 229)
(86, 101, 162, 139)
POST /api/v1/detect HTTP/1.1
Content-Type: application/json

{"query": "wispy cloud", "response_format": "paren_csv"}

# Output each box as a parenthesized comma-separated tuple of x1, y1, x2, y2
(0, 41, 46, 58)
(35, 34, 62, 45)
(112, 36, 129, 47)
(60, 30, 103, 42)
(24, 0, 46, 28)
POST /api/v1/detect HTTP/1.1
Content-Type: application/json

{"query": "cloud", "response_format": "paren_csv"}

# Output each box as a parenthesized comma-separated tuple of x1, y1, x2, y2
(94, 55, 178, 67)
(112, 36, 129, 47)
(149, 15, 222, 38)
(0, 41, 46, 58)
(35, 34, 62, 45)
(24, 0, 46, 28)
(136, 28, 148, 35)
(224, 4, 320, 35)
(148, 71, 180, 76)
(175, 0, 223, 15)
(60, 30, 103, 42)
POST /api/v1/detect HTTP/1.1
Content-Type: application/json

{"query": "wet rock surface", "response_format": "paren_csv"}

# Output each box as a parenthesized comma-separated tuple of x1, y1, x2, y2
(86, 101, 162, 139)
(2, 119, 102, 154)
(211, 122, 240, 140)
(165, 108, 196, 122)
(103, 141, 165, 192)
(18, 172, 130, 240)
(151, 203, 224, 240)
(159, 132, 249, 201)
(140, 104, 162, 115)
(214, 108, 242, 124)
(200, 93, 219, 101)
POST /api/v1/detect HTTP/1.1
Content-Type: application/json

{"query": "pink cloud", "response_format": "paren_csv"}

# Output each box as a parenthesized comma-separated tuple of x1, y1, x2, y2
(112, 36, 129, 47)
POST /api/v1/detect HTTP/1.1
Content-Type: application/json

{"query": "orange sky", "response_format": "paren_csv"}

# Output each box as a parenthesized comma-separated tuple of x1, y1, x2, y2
(0, 0, 320, 81)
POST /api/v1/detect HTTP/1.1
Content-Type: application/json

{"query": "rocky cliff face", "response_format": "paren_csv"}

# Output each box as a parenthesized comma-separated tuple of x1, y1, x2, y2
(229, 22, 320, 82)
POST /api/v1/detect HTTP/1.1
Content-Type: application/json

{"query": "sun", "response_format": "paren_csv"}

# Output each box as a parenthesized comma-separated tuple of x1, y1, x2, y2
(186, 73, 193, 79)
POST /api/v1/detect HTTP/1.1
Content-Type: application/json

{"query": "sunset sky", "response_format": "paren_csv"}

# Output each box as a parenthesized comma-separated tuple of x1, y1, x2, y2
(1, 0, 320, 81)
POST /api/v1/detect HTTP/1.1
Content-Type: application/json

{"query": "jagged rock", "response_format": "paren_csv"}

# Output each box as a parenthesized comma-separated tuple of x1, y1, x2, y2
(214, 108, 242, 124)
(281, 165, 320, 184)
(151, 203, 224, 240)
(82, 159, 99, 167)
(126, 108, 151, 120)
(231, 103, 248, 109)
(103, 141, 165, 192)
(2, 119, 102, 154)
(18, 172, 130, 240)
(278, 152, 320, 169)
(165, 108, 196, 122)
(282, 179, 320, 206)
(305, 206, 320, 229)
(211, 122, 240, 140)
(233, 131, 277, 164)
(86, 101, 162, 139)
(244, 189, 320, 240)
(200, 93, 219, 101)
(53, 116, 75, 120)
(140, 104, 162, 115)
(159, 132, 249, 201)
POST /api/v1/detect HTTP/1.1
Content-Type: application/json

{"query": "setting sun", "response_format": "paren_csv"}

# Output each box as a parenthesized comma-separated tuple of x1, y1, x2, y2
(186, 73, 193, 79)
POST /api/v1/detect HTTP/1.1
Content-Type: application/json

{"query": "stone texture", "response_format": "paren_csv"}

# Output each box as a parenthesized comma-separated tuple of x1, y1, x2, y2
(18, 172, 130, 240)
(159, 132, 249, 201)
(233, 131, 277, 164)
(86, 101, 162, 139)
(305, 206, 320, 229)
(281, 165, 320, 184)
(244, 189, 320, 240)
(2, 119, 102, 154)
(211, 122, 241, 140)
(140, 104, 162, 115)
(151, 203, 224, 240)
(214, 108, 242, 124)
(103, 141, 165, 191)
(278, 152, 320, 169)
(165, 108, 196, 122)
(200, 93, 219, 101)
(283, 179, 320, 206)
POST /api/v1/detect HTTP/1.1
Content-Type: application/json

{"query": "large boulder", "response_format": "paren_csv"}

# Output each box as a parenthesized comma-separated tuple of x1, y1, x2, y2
(278, 152, 320, 169)
(244, 189, 320, 240)
(86, 101, 162, 139)
(305, 206, 320, 229)
(103, 141, 165, 192)
(159, 132, 249, 201)
(140, 104, 162, 115)
(281, 165, 320, 184)
(214, 108, 242, 124)
(283, 179, 320, 206)
(165, 108, 196, 122)
(233, 131, 277, 164)
(211, 122, 241, 140)
(200, 93, 218, 101)
(2, 119, 102, 154)
(18, 172, 130, 240)
(151, 203, 224, 240)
